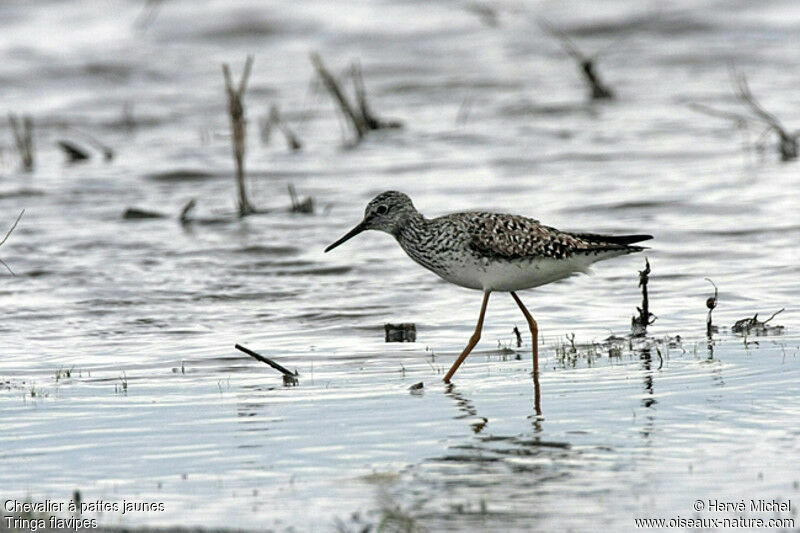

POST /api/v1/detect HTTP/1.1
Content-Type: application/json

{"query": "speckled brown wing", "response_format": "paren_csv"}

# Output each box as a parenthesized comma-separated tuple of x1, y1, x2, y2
(462, 212, 610, 260)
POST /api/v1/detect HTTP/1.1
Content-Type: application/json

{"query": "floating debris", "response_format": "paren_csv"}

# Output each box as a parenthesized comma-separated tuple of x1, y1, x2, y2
(732, 308, 785, 336)
(122, 207, 167, 219)
(145, 169, 216, 182)
(385, 323, 416, 343)
(57, 140, 90, 162)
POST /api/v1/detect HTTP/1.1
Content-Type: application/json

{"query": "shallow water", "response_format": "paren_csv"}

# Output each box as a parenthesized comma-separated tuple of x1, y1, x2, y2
(1, 0, 799, 531)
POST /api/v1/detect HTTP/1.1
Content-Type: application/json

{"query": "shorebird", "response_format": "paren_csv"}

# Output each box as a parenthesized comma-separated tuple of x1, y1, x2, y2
(325, 191, 651, 383)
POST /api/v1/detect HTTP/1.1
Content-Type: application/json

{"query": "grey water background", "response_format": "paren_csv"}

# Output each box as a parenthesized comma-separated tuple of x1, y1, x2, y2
(1, 0, 799, 531)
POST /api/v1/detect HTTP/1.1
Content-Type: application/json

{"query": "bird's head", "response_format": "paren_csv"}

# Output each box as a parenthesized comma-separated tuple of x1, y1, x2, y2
(325, 191, 416, 252)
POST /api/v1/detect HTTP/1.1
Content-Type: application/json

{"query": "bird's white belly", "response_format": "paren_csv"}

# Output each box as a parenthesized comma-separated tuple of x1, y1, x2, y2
(434, 253, 619, 292)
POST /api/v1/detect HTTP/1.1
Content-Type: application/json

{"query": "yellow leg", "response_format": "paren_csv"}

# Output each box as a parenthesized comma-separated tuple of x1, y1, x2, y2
(443, 291, 491, 383)
(510, 291, 539, 380)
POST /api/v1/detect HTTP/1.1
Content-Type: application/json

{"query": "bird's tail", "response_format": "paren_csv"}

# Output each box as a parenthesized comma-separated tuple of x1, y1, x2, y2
(576, 233, 653, 246)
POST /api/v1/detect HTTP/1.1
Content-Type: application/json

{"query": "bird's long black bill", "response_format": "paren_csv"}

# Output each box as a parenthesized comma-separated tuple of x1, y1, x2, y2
(324, 221, 367, 252)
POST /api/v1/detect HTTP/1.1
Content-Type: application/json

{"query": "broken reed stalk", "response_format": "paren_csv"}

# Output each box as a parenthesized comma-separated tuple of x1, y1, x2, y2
(705, 278, 718, 337)
(631, 258, 656, 336)
(310, 53, 368, 140)
(537, 19, 614, 100)
(8, 114, 34, 171)
(310, 53, 402, 144)
(235, 343, 297, 378)
(222, 55, 255, 217)
(0, 210, 24, 275)
(351, 61, 377, 128)
(351, 61, 402, 129)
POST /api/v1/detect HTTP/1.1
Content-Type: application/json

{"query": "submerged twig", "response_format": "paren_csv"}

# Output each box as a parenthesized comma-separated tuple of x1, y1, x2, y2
(223, 55, 256, 217)
(538, 19, 614, 100)
(235, 344, 298, 385)
(0, 210, 24, 275)
(8, 114, 35, 171)
(631, 258, 656, 336)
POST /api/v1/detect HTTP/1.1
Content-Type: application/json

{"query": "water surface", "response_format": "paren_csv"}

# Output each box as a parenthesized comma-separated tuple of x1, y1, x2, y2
(1, 0, 798, 531)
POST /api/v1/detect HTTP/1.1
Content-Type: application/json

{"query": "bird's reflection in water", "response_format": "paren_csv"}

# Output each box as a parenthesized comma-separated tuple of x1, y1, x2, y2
(530, 367, 542, 433)
(444, 383, 488, 433)
(440, 372, 568, 470)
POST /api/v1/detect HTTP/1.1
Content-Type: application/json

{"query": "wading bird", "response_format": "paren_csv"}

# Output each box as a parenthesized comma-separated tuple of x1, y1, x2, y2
(325, 191, 651, 383)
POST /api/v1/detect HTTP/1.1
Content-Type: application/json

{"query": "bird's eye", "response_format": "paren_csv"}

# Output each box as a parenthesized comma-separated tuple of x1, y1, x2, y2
(376, 205, 388, 215)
